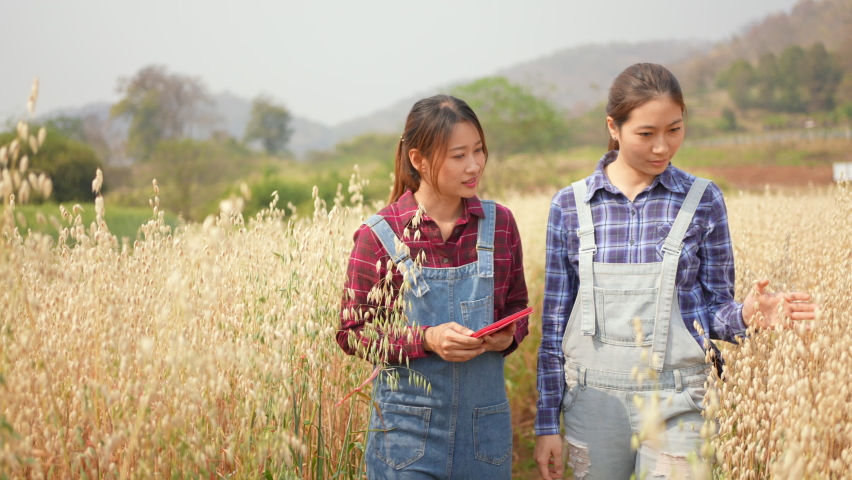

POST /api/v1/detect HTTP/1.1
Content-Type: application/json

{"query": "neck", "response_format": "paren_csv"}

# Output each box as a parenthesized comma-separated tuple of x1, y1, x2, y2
(413, 184, 464, 223)
(605, 155, 656, 201)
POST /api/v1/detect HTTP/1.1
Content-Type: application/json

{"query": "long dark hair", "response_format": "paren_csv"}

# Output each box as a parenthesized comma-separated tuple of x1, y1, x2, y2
(606, 63, 686, 151)
(389, 95, 488, 204)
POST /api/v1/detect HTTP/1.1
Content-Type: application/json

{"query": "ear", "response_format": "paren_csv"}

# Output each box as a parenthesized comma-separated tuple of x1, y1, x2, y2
(606, 116, 619, 140)
(408, 149, 426, 174)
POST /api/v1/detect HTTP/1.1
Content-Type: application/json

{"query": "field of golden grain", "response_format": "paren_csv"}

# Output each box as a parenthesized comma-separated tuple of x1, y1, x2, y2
(1, 171, 850, 479)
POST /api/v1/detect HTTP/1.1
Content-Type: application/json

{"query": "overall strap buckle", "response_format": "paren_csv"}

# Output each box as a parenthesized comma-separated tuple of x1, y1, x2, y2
(661, 239, 683, 256)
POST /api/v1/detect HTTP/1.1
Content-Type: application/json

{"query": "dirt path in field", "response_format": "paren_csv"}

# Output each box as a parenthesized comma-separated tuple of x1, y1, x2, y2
(697, 165, 835, 190)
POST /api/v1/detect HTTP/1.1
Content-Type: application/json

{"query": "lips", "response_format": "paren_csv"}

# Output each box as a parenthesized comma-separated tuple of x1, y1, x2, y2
(463, 177, 478, 186)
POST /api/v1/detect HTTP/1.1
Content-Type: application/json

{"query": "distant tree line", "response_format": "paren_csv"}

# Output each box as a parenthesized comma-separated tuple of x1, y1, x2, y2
(1, 65, 296, 218)
(717, 42, 851, 113)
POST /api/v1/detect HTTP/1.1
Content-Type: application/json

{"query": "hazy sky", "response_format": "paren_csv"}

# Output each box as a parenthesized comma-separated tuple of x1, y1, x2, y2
(3, 0, 799, 126)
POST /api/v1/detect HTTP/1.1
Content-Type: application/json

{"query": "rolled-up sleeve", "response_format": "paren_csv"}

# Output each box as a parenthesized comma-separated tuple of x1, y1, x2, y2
(699, 186, 747, 343)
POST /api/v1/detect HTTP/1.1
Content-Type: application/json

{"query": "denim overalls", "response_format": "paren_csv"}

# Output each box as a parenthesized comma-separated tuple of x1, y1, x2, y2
(362, 200, 512, 480)
(561, 178, 712, 479)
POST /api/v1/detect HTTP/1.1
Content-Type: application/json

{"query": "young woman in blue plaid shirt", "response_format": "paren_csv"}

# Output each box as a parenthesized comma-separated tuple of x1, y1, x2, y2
(533, 63, 818, 479)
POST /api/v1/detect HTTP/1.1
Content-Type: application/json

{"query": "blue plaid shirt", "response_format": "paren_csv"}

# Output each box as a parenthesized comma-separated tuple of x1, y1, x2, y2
(535, 151, 747, 436)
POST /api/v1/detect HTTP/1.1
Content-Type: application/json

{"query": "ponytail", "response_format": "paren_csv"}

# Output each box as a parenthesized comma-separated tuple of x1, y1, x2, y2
(388, 137, 421, 204)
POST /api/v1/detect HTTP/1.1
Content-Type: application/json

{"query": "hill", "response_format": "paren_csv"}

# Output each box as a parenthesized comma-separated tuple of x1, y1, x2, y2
(675, 0, 852, 90)
(36, 40, 709, 158)
(498, 40, 710, 114)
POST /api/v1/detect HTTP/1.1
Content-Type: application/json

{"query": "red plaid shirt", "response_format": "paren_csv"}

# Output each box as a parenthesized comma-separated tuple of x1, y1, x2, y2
(337, 190, 529, 361)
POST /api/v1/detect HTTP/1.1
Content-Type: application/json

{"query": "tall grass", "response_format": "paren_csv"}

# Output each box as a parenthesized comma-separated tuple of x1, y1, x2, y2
(500, 184, 852, 479)
(2, 168, 850, 478)
(0, 171, 375, 479)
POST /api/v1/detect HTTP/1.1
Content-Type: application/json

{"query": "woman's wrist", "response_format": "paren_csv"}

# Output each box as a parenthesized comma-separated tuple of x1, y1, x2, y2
(422, 326, 433, 352)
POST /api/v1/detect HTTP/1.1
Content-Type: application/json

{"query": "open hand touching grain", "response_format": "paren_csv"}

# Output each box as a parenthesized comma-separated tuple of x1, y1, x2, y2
(742, 279, 819, 329)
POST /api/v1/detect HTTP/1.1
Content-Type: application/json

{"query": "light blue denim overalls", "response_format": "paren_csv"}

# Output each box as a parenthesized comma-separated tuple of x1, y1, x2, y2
(561, 178, 713, 479)
(363, 200, 512, 480)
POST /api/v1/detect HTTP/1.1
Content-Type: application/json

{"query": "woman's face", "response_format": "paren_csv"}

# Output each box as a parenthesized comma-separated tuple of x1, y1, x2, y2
(420, 121, 486, 199)
(608, 96, 685, 181)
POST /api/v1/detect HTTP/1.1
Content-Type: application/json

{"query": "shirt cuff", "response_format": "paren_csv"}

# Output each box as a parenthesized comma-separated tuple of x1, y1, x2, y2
(731, 303, 749, 339)
(535, 425, 561, 436)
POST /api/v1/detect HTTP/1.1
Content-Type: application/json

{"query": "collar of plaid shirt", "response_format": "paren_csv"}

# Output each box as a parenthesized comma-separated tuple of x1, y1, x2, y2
(393, 189, 486, 227)
(584, 150, 686, 202)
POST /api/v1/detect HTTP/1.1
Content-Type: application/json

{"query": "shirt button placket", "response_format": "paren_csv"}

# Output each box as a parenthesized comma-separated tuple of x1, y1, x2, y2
(629, 205, 638, 262)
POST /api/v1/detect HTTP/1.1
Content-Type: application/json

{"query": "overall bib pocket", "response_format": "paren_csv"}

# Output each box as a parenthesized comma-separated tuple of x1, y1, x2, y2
(473, 400, 512, 465)
(371, 402, 432, 470)
(460, 295, 493, 332)
(593, 288, 658, 345)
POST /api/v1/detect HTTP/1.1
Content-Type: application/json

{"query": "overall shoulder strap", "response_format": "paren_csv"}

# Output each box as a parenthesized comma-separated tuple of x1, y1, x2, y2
(364, 215, 430, 297)
(661, 178, 711, 255)
(649, 177, 711, 371)
(476, 200, 496, 278)
(571, 180, 597, 336)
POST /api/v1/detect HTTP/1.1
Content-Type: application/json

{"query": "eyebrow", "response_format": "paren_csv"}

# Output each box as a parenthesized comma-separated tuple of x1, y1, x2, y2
(638, 118, 683, 129)
(449, 140, 483, 151)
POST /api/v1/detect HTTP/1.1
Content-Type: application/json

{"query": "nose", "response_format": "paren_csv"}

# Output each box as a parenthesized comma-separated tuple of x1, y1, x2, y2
(465, 155, 482, 174)
(652, 135, 669, 155)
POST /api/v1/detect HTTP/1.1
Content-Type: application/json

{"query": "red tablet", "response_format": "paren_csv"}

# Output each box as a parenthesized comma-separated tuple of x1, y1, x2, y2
(471, 307, 533, 338)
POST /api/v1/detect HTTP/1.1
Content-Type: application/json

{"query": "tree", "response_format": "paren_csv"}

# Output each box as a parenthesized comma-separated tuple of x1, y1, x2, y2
(836, 75, 852, 106)
(754, 53, 779, 109)
(719, 108, 738, 131)
(145, 139, 244, 220)
(802, 42, 844, 111)
(717, 60, 755, 109)
(777, 45, 807, 112)
(111, 65, 213, 160)
(450, 77, 569, 157)
(243, 95, 293, 156)
(0, 127, 102, 203)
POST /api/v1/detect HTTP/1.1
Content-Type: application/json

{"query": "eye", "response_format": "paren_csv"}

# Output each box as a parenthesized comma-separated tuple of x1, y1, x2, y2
(453, 153, 465, 159)
(638, 132, 652, 137)
(474, 147, 483, 153)
(670, 127, 682, 133)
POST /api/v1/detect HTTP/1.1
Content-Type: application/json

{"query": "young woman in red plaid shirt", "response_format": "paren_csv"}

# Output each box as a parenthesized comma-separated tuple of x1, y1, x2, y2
(337, 95, 529, 479)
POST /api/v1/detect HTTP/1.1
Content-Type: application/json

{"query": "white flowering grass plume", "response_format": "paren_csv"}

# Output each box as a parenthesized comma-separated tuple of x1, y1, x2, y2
(0, 167, 383, 479)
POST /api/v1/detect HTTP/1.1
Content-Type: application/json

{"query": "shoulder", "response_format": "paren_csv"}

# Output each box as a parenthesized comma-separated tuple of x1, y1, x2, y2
(487, 200, 514, 221)
(483, 200, 519, 232)
(352, 202, 402, 255)
(671, 168, 729, 222)
(551, 177, 592, 213)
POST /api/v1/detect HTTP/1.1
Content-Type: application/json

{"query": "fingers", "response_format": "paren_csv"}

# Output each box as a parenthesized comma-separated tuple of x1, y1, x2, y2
(427, 323, 484, 361)
(483, 323, 517, 341)
(534, 435, 564, 480)
(784, 292, 812, 302)
(444, 324, 484, 348)
(446, 322, 476, 337)
(754, 279, 770, 293)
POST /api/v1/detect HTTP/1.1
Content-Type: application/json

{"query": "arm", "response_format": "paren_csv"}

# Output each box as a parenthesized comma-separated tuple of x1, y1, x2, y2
(535, 193, 577, 436)
(697, 186, 748, 343)
(534, 192, 578, 479)
(336, 225, 430, 363)
(698, 187, 817, 337)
